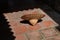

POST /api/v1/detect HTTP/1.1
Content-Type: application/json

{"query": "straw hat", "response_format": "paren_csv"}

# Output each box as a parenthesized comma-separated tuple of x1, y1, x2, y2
(21, 13, 45, 25)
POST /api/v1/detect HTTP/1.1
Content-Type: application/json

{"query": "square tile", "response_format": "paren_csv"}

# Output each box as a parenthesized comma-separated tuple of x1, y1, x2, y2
(54, 35, 60, 40)
(28, 24, 41, 31)
(45, 35, 60, 40)
(15, 34, 28, 40)
(12, 25, 28, 35)
(45, 37, 55, 40)
(41, 21, 55, 28)
(26, 31, 43, 40)
(41, 28, 59, 38)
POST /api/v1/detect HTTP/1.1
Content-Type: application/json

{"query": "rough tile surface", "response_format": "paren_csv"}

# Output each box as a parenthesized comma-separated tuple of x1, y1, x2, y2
(4, 8, 59, 40)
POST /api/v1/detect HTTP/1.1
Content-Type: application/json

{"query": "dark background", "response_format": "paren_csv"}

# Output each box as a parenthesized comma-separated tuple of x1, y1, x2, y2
(0, 0, 60, 40)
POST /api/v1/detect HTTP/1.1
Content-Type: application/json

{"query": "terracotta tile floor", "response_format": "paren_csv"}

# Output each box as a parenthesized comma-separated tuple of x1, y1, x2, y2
(4, 8, 59, 40)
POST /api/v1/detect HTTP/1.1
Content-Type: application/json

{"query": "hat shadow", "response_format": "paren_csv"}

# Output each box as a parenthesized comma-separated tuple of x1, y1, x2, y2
(20, 19, 42, 25)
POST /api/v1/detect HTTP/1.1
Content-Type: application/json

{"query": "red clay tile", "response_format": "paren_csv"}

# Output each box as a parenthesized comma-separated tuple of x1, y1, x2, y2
(15, 34, 28, 40)
(54, 35, 60, 40)
(27, 31, 43, 40)
(46, 35, 60, 40)
(41, 28, 59, 38)
(29, 24, 41, 31)
(46, 37, 55, 40)
(42, 21, 54, 27)
(13, 25, 28, 34)
(9, 21, 18, 27)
